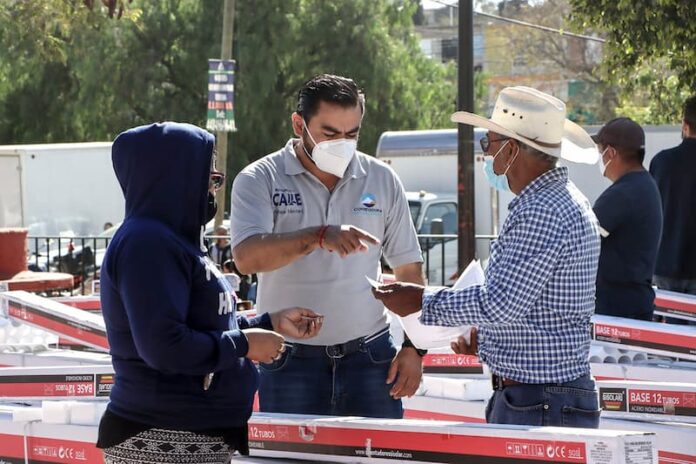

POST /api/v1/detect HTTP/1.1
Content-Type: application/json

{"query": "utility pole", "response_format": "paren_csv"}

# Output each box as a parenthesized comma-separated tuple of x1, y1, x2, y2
(457, 0, 476, 269)
(214, 0, 236, 228)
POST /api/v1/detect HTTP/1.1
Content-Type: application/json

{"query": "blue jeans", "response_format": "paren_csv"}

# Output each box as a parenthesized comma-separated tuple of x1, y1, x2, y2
(258, 331, 403, 418)
(486, 374, 600, 428)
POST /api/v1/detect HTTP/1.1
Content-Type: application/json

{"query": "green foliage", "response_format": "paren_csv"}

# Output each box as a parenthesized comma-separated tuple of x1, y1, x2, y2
(570, 0, 696, 124)
(613, 61, 691, 125)
(0, 0, 456, 178)
(231, 0, 455, 170)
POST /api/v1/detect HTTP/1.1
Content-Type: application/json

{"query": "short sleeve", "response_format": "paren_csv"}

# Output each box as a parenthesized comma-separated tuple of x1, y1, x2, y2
(230, 169, 274, 248)
(382, 169, 423, 268)
(593, 186, 631, 236)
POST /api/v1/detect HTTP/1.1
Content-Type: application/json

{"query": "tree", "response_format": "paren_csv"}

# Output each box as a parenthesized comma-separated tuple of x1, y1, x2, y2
(0, 0, 455, 181)
(496, 0, 617, 123)
(0, 0, 144, 142)
(230, 0, 456, 172)
(570, 0, 696, 123)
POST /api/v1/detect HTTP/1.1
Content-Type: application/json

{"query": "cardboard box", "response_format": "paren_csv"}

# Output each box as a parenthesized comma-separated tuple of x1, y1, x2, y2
(416, 375, 492, 402)
(0, 406, 102, 463)
(0, 365, 114, 400)
(592, 315, 696, 361)
(422, 350, 487, 377)
(601, 418, 696, 464)
(0, 347, 112, 368)
(599, 380, 696, 423)
(591, 361, 696, 383)
(654, 289, 696, 323)
(403, 395, 486, 423)
(1, 291, 108, 352)
(0, 405, 661, 464)
(52, 296, 101, 312)
(248, 413, 657, 463)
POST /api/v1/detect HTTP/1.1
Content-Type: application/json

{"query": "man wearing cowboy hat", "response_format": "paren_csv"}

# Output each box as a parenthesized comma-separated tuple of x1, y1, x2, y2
(373, 86, 602, 428)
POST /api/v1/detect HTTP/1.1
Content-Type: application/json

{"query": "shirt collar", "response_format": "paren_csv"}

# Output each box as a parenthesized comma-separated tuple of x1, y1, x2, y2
(282, 138, 367, 179)
(681, 138, 696, 148)
(508, 166, 568, 211)
(283, 139, 306, 176)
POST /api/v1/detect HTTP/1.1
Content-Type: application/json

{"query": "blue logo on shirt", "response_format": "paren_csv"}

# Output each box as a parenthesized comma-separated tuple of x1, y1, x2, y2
(361, 193, 377, 208)
(273, 191, 303, 206)
(354, 193, 382, 216)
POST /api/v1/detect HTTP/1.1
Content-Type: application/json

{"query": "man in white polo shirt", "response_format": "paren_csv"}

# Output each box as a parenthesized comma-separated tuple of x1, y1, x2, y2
(230, 74, 424, 418)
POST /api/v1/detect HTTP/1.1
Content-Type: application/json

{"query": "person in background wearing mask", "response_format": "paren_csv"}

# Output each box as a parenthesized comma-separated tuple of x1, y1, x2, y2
(372, 87, 603, 428)
(592, 118, 662, 321)
(208, 225, 232, 269)
(230, 74, 425, 418)
(650, 95, 696, 324)
(97, 122, 322, 464)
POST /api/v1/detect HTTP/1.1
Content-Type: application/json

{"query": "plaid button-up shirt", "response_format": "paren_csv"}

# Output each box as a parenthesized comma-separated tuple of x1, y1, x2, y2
(421, 167, 601, 383)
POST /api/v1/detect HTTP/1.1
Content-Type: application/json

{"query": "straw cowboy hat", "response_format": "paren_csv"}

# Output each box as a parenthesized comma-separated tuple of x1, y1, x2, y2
(452, 86, 598, 164)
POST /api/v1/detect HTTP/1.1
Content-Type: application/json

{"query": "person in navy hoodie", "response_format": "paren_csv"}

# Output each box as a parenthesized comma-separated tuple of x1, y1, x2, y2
(97, 122, 323, 464)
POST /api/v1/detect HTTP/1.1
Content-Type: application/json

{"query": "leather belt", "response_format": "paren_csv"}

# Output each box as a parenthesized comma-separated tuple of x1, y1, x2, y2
(491, 373, 523, 390)
(286, 328, 390, 359)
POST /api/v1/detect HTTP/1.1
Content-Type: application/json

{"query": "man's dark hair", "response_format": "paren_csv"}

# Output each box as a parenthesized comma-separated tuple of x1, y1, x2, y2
(297, 74, 363, 123)
(683, 95, 696, 132)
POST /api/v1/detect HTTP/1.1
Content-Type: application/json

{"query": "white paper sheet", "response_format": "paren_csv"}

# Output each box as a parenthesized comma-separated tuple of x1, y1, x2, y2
(398, 260, 484, 350)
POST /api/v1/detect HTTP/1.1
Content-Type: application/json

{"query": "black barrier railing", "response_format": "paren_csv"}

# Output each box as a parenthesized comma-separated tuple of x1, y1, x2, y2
(27, 235, 113, 295)
(26, 233, 497, 295)
(416, 234, 496, 286)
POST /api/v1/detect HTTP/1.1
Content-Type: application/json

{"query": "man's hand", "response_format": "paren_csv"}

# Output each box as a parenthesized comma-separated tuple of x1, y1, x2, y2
(386, 347, 423, 399)
(243, 329, 285, 363)
(450, 327, 478, 355)
(270, 308, 324, 339)
(371, 282, 424, 317)
(321, 225, 380, 257)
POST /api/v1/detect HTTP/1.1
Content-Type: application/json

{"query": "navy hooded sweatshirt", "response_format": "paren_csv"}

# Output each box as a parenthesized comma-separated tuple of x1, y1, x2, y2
(100, 122, 271, 431)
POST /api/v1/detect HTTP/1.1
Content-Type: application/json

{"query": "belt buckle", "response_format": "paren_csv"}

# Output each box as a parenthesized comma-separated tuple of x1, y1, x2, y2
(325, 344, 344, 359)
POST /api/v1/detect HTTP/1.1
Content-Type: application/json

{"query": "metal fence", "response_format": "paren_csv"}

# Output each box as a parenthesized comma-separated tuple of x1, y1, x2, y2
(418, 234, 496, 286)
(26, 233, 496, 295)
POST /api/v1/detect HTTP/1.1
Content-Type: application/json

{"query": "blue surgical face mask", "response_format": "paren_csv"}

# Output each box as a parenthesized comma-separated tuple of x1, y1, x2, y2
(483, 140, 518, 192)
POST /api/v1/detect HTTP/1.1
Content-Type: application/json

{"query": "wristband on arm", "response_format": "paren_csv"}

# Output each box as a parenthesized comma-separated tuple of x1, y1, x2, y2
(317, 225, 330, 249)
(402, 335, 427, 357)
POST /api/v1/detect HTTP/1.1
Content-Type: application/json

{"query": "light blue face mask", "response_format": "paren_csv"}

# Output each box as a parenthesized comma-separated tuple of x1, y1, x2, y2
(483, 140, 518, 192)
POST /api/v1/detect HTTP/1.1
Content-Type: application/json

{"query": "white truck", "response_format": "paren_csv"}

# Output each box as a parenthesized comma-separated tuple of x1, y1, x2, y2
(376, 126, 682, 284)
(0, 142, 123, 240)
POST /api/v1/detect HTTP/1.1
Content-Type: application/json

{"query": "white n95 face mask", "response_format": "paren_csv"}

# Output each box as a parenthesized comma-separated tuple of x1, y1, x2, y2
(303, 120, 357, 178)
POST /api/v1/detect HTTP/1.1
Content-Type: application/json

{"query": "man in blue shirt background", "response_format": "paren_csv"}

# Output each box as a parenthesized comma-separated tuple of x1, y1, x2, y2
(650, 95, 696, 325)
(592, 118, 662, 321)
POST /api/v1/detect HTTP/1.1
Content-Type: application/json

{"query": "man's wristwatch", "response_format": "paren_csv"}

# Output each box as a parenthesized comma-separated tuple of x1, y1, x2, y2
(402, 338, 427, 357)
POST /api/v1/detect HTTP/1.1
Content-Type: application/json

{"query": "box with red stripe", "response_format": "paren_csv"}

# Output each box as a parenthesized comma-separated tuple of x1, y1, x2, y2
(654, 289, 696, 323)
(591, 315, 696, 361)
(1, 291, 108, 352)
(246, 413, 657, 463)
(0, 365, 114, 400)
(599, 380, 696, 423)
(51, 296, 104, 352)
